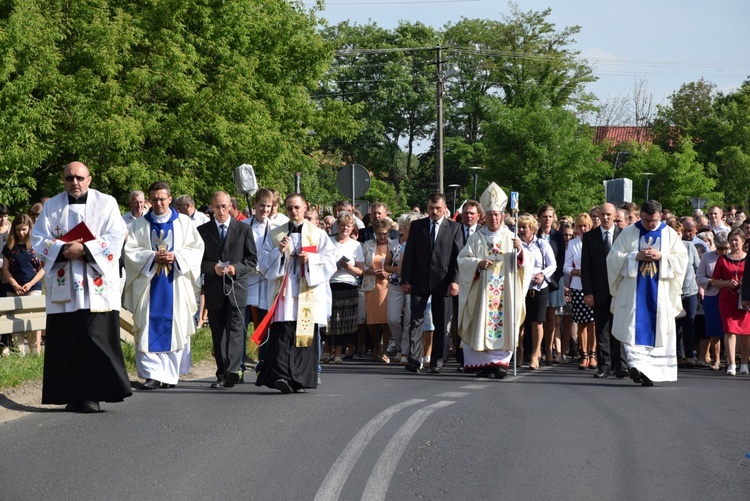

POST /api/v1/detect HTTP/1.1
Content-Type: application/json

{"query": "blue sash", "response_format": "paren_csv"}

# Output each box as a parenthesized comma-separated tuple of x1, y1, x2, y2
(634, 221, 666, 346)
(144, 208, 179, 352)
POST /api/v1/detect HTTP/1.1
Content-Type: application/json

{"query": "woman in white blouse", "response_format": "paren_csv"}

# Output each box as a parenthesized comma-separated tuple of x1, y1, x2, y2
(323, 213, 364, 364)
(517, 214, 557, 370)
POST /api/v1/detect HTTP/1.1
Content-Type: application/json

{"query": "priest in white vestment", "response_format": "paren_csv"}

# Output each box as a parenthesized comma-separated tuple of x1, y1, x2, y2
(124, 182, 204, 389)
(31, 161, 131, 413)
(607, 200, 687, 385)
(255, 194, 336, 393)
(457, 183, 531, 378)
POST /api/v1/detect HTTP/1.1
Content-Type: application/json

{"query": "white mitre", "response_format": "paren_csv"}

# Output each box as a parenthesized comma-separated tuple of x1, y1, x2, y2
(479, 182, 508, 213)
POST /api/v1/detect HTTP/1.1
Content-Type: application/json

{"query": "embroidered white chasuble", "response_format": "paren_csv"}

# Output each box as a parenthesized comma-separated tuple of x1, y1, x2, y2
(457, 226, 531, 355)
(259, 221, 336, 347)
(31, 189, 126, 314)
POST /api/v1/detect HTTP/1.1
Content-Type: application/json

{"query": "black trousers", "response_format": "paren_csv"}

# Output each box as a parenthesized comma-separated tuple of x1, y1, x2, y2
(208, 299, 246, 378)
(408, 292, 452, 368)
(593, 302, 625, 372)
(42, 310, 131, 405)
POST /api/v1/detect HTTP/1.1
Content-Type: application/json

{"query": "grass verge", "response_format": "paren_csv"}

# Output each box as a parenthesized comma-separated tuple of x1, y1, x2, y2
(0, 326, 261, 392)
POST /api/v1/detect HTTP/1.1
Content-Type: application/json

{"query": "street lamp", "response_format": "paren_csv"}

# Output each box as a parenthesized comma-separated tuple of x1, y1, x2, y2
(642, 172, 654, 202)
(447, 184, 461, 214)
(469, 166, 483, 199)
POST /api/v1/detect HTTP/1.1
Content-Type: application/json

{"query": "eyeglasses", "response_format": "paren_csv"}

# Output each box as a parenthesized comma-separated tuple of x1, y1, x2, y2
(64, 175, 89, 182)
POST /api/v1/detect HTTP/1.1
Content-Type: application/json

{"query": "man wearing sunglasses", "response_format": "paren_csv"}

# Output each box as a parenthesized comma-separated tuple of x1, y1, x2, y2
(31, 161, 131, 413)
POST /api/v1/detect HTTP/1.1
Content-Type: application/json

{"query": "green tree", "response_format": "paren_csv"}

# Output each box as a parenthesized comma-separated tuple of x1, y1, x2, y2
(0, 0, 358, 211)
(483, 103, 604, 215)
(694, 80, 750, 206)
(616, 139, 720, 213)
(320, 20, 439, 193)
(652, 78, 717, 151)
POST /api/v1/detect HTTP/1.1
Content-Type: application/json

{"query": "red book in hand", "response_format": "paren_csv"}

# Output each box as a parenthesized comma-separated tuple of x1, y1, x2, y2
(58, 222, 96, 243)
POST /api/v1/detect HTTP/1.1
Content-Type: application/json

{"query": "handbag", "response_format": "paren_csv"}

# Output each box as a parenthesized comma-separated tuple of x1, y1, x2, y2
(537, 240, 559, 292)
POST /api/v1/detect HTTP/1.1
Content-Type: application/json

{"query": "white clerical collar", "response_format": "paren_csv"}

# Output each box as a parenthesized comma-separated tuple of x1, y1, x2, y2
(153, 211, 171, 223)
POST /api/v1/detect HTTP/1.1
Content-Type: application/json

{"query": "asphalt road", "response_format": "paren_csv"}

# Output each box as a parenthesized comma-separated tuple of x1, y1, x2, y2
(1, 359, 749, 500)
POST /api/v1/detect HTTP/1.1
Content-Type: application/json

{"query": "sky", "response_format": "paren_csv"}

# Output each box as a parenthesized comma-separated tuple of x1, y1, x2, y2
(308, 0, 750, 111)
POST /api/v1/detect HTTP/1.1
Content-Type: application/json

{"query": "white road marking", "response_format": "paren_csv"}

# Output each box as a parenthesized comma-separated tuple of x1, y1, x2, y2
(362, 400, 456, 501)
(460, 384, 490, 389)
(434, 391, 470, 398)
(314, 399, 425, 501)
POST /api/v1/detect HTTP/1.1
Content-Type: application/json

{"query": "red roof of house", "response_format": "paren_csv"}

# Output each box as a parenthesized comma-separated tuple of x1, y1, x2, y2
(593, 126, 654, 145)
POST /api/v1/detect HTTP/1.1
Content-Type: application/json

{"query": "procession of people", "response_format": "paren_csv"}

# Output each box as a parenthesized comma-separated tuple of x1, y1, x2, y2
(3, 160, 749, 412)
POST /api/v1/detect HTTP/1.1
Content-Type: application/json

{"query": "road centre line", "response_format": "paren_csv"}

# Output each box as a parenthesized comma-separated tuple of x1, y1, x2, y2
(434, 391, 471, 398)
(361, 400, 457, 501)
(314, 399, 425, 501)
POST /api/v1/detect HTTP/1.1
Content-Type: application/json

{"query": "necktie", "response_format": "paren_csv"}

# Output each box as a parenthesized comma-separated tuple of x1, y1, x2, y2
(220, 224, 227, 244)
(604, 230, 611, 250)
(464, 227, 470, 243)
(430, 221, 437, 248)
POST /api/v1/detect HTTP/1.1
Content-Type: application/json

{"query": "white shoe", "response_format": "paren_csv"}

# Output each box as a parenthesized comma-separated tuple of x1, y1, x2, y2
(727, 364, 736, 376)
(739, 364, 749, 375)
(334, 357, 343, 365)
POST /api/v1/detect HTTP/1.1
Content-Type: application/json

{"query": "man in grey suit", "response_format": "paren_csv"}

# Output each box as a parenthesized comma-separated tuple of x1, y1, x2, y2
(400, 193, 463, 373)
(198, 191, 257, 388)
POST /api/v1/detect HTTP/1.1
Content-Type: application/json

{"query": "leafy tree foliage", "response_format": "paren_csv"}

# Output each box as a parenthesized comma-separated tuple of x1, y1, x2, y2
(652, 78, 717, 150)
(483, 103, 604, 215)
(0, 0, 357, 211)
(320, 20, 439, 196)
(690, 79, 750, 206)
(615, 139, 719, 213)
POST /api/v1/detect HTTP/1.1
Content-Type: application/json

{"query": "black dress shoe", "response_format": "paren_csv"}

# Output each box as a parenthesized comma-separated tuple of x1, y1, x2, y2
(210, 379, 226, 388)
(593, 369, 612, 378)
(141, 379, 160, 390)
(430, 366, 442, 374)
(614, 369, 629, 379)
(495, 366, 508, 379)
(477, 369, 494, 378)
(405, 364, 420, 373)
(274, 379, 293, 394)
(640, 372, 654, 386)
(82, 400, 100, 413)
(293, 386, 306, 393)
(65, 402, 83, 413)
(225, 371, 241, 387)
(628, 367, 643, 384)
(161, 383, 176, 389)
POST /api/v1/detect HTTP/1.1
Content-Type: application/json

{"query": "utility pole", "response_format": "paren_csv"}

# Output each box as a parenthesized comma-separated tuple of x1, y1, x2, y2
(436, 45, 444, 194)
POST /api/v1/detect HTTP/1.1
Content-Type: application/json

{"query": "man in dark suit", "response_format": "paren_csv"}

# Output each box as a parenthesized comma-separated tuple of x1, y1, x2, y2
(580, 202, 626, 378)
(401, 193, 463, 373)
(198, 191, 257, 388)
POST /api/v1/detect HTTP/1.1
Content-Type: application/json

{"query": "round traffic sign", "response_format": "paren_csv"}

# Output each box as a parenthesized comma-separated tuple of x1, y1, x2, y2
(336, 163, 371, 199)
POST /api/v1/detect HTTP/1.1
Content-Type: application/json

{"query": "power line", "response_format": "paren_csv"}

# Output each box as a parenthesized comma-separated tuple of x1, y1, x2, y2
(312, 0, 481, 5)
